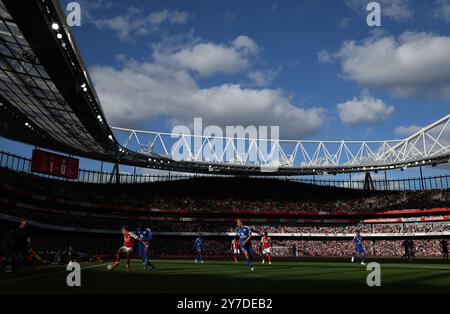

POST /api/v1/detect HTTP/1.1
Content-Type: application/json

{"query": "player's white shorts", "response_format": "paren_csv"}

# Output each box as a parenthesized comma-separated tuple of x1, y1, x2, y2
(263, 248, 271, 254)
(233, 249, 240, 254)
(119, 246, 133, 253)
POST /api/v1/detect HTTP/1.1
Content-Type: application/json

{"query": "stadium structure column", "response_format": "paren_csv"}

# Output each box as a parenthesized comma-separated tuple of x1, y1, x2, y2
(109, 163, 120, 184)
(419, 166, 425, 190)
(363, 172, 375, 191)
(384, 170, 388, 190)
(100, 161, 104, 184)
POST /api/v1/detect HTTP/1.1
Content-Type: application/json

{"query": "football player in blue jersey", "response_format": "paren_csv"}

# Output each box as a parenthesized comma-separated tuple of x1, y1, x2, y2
(236, 219, 254, 271)
(136, 223, 156, 271)
(193, 234, 204, 263)
(351, 230, 366, 265)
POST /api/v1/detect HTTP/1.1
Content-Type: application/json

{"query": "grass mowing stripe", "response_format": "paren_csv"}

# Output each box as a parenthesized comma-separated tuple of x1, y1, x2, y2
(2, 260, 450, 293)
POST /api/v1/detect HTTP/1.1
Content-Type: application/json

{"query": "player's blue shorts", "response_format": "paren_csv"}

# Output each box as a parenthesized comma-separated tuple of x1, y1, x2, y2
(355, 246, 365, 254)
(240, 241, 253, 254)
(138, 242, 150, 257)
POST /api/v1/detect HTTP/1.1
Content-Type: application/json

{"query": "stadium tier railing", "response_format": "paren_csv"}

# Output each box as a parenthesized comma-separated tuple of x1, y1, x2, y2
(0, 150, 449, 191)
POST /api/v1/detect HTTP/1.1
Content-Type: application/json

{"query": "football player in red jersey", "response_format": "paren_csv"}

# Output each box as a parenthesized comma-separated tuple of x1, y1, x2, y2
(261, 231, 272, 264)
(231, 236, 240, 263)
(107, 226, 140, 272)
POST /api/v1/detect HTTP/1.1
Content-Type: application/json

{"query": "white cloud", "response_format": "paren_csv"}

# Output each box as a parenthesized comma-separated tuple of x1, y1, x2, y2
(337, 95, 394, 125)
(232, 35, 259, 54)
(394, 125, 423, 137)
(330, 32, 450, 100)
(154, 35, 259, 77)
(94, 8, 190, 42)
(317, 50, 333, 64)
(247, 68, 280, 87)
(435, 0, 450, 22)
(344, 0, 414, 21)
(90, 58, 325, 138)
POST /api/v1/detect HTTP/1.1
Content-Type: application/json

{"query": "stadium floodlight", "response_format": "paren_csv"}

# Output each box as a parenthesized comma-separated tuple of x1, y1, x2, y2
(56, 33, 62, 39)
(51, 23, 59, 30)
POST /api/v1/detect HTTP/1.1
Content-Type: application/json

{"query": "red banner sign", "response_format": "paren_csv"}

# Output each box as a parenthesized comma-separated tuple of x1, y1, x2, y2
(31, 149, 79, 179)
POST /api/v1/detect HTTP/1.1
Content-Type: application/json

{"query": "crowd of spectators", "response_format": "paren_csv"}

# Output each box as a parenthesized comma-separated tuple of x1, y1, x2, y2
(271, 239, 444, 257)
(2, 200, 450, 236)
(253, 223, 450, 234)
(1, 167, 450, 264)
(3, 201, 450, 236)
(251, 225, 372, 234)
(1, 167, 449, 214)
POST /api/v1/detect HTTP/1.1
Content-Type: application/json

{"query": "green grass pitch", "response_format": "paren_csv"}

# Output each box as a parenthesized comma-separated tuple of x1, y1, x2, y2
(1, 258, 450, 294)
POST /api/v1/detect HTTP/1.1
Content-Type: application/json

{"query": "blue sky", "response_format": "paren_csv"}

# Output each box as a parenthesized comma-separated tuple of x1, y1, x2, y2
(63, 0, 450, 140)
(1, 0, 450, 178)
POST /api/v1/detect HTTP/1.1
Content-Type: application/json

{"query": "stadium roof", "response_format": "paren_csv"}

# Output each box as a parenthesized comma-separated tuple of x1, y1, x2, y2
(0, 0, 175, 170)
(0, 0, 114, 158)
(0, 0, 448, 176)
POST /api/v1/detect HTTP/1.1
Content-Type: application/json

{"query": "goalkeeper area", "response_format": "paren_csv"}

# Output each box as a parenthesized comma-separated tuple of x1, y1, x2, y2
(1, 258, 450, 294)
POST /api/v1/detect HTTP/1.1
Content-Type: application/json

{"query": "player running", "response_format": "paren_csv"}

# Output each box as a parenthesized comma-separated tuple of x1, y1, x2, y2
(136, 223, 156, 271)
(351, 230, 366, 265)
(231, 236, 240, 263)
(261, 231, 272, 265)
(193, 234, 204, 263)
(236, 219, 254, 271)
(107, 226, 140, 272)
